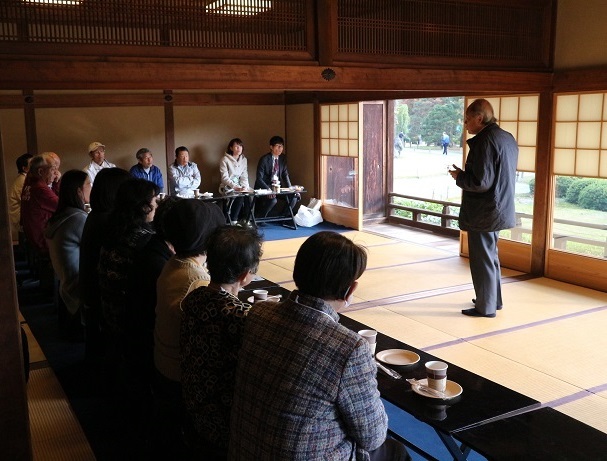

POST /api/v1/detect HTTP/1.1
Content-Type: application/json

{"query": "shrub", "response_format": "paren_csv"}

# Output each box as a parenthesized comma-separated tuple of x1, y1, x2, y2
(565, 178, 596, 204)
(578, 182, 607, 211)
(555, 176, 575, 198)
(528, 178, 535, 194)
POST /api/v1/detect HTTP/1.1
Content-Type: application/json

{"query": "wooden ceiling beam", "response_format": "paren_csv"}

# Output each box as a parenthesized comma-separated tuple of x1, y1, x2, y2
(0, 59, 553, 93)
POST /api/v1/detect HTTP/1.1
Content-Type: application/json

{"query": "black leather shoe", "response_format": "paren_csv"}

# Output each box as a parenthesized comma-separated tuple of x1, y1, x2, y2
(461, 308, 496, 318)
(472, 299, 502, 310)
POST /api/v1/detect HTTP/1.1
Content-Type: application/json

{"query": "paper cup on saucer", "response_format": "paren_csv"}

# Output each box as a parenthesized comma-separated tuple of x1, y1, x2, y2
(425, 361, 448, 392)
(358, 329, 377, 355)
(253, 289, 268, 301)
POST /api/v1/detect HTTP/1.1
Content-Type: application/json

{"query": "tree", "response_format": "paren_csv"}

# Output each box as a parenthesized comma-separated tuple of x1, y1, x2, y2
(394, 102, 410, 140)
(420, 97, 464, 146)
(397, 97, 463, 146)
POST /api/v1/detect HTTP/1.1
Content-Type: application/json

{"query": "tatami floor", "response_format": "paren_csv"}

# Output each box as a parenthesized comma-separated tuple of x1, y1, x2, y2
(23, 223, 607, 459)
(262, 223, 607, 436)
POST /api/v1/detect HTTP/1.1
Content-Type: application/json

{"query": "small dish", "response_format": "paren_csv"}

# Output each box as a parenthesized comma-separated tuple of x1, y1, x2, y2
(410, 378, 463, 400)
(247, 295, 282, 304)
(375, 349, 420, 366)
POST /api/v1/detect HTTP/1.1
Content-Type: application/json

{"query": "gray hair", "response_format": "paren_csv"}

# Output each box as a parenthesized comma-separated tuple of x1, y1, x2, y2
(466, 99, 497, 125)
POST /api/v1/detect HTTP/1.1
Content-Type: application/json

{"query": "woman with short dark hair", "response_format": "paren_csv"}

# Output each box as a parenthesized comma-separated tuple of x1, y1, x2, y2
(230, 231, 409, 461)
(293, 230, 367, 301)
(181, 225, 262, 457)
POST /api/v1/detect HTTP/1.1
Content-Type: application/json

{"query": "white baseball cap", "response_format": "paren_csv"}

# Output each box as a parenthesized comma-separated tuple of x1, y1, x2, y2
(88, 141, 105, 153)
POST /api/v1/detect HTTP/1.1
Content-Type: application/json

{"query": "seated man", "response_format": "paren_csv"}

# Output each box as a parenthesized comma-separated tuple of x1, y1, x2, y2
(84, 141, 116, 184)
(168, 146, 201, 197)
(229, 231, 409, 461)
(253, 135, 299, 218)
(129, 147, 164, 191)
(9, 152, 33, 241)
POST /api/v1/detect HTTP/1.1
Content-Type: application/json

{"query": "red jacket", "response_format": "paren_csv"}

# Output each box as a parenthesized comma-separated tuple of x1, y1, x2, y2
(21, 175, 59, 253)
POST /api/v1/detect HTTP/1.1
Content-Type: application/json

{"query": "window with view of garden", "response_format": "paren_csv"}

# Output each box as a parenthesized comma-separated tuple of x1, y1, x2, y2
(391, 96, 538, 243)
(553, 93, 607, 258)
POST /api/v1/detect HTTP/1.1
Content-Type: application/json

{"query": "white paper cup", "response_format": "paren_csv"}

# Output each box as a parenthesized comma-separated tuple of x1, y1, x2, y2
(358, 329, 377, 344)
(358, 329, 378, 355)
(425, 360, 448, 392)
(253, 289, 268, 301)
(194, 189, 200, 198)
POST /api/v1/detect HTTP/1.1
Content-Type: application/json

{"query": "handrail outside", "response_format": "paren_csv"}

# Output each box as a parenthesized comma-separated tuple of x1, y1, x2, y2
(387, 193, 460, 235)
(388, 195, 607, 256)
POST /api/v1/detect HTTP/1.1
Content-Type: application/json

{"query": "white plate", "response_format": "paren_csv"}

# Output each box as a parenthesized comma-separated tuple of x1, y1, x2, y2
(411, 378, 463, 400)
(375, 349, 420, 366)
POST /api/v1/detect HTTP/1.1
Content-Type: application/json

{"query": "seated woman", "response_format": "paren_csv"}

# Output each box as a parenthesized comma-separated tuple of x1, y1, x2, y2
(98, 178, 160, 341)
(181, 225, 262, 458)
(79, 167, 131, 360)
(44, 169, 92, 339)
(152, 199, 225, 456)
(219, 138, 251, 225)
(229, 231, 409, 461)
(125, 195, 180, 387)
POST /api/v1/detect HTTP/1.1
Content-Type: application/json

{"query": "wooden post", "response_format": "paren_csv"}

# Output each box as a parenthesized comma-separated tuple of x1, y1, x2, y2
(0, 124, 33, 460)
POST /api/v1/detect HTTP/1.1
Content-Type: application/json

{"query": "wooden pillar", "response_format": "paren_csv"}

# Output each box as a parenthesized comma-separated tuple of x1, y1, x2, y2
(317, 0, 337, 66)
(163, 89, 175, 191)
(0, 125, 33, 460)
(23, 90, 37, 155)
(530, 90, 554, 275)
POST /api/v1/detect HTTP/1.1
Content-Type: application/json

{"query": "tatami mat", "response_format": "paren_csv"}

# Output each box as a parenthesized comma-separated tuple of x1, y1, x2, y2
(556, 395, 607, 434)
(22, 322, 46, 365)
(23, 222, 607, 461)
(28, 368, 95, 460)
(273, 225, 607, 437)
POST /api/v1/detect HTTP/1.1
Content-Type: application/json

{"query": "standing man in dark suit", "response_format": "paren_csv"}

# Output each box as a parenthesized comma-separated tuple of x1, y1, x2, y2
(449, 99, 519, 318)
(254, 135, 300, 218)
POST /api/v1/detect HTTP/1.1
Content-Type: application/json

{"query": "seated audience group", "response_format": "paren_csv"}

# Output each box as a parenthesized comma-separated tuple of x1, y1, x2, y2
(15, 138, 410, 460)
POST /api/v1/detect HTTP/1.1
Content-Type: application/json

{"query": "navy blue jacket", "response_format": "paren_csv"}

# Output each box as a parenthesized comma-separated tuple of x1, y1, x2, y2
(456, 123, 519, 232)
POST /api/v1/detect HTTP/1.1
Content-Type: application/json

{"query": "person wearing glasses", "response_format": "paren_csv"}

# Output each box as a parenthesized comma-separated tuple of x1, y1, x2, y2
(449, 98, 519, 318)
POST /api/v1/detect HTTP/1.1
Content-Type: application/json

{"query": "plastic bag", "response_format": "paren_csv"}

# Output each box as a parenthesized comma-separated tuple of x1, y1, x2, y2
(294, 205, 323, 227)
(307, 198, 322, 211)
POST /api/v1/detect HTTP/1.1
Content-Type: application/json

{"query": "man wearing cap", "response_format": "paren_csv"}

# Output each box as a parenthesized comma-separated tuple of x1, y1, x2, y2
(85, 141, 116, 184)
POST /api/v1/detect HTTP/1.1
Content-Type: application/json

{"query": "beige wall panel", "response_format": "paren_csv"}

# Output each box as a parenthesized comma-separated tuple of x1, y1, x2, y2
(35, 107, 166, 182)
(555, 0, 607, 70)
(174, 105, 285, 194)
(286, 104, 314, 196)
(1, 109, 27, 200)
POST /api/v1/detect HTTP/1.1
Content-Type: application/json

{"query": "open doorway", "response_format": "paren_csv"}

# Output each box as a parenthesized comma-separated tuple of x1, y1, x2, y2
(392, 97, 464, 202)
